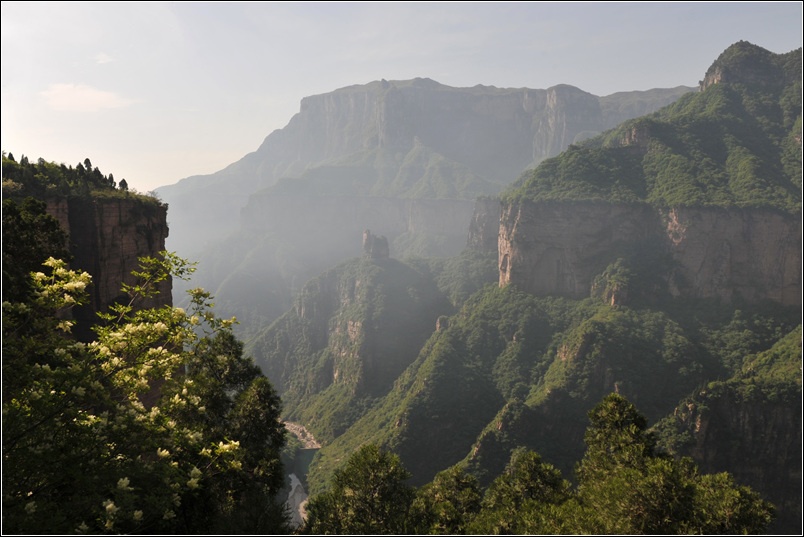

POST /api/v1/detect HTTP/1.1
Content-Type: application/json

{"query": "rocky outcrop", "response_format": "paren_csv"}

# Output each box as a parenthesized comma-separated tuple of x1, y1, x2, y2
(248, 255, 454, 445)
(668, 380, 802, 533)
(362, 230, 389, 260)
(498, 200, 801, 306)
(661, 207, 801, 305)
(45, 196, 170, 338)
(466, 197, 502, 252)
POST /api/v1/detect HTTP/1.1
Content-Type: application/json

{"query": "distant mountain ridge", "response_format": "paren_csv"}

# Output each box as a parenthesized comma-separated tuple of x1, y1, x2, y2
(156, 79, 693, 256)
(155, 79, 693, 337)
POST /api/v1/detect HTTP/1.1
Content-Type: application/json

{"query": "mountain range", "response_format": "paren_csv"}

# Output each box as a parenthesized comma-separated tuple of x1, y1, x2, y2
(156, 41, 800, 532)
(156, 77, 693, 339)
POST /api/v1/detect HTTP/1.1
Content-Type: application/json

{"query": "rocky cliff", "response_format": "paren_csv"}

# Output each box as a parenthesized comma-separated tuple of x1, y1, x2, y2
(45, 196, 170, 337)
(157, 80, 692, 256)
(466, 197, 502, 252)
(657, 325, 802, 534)
(249, 256, 453, 442)
(675, 386, 801, 532)
(497, 200, 801, 306)
(158, 78, 692, 338)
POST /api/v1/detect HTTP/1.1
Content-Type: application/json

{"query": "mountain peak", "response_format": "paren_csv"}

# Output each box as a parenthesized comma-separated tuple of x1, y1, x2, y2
(699, 40, 786, 91)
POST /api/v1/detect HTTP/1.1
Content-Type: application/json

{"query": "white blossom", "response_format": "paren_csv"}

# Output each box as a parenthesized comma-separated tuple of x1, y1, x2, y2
(103, 499, 118, 516)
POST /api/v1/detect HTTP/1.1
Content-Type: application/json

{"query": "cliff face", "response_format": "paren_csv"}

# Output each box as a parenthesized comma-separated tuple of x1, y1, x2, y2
(466, 197, 502, 252)
(669, 381, 802, 533)
(45, 197, 170, 336)
(249, 256, 453, 441)
(157, 80, 692, 255)
(497, 200, 801, 306)
(244, 80, 691, 190)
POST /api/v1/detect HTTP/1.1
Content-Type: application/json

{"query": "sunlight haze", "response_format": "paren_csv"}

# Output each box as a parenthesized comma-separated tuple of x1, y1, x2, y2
(2, 1, 802, 192)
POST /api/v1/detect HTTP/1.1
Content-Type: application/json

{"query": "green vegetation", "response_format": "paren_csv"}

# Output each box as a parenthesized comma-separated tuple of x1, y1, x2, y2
(302, 394, 775, 534)
(2, 243, 290, 533)
(248, 256, 454, 444)
(303, 444, 415, 534)
(292, 276, 797, 531)
(2, 197, 72, 303)
(504, 42, 802, 213)
(4, 41, 799, 533)
(2, 152, 158, 205)
(405, 248, 498, 308)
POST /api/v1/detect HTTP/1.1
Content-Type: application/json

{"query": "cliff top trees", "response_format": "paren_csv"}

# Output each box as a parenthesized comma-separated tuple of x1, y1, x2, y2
(2, 153, 151, 201)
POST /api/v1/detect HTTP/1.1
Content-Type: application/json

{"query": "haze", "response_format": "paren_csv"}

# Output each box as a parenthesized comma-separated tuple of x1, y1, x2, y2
(2, 1, 802, 193)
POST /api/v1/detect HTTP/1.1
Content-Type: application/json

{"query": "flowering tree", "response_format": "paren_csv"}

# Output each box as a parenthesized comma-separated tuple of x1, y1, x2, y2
(2, 253, 290, 534)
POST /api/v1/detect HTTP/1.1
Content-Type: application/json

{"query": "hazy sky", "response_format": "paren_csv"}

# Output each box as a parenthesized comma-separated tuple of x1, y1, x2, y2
(2, 2, 802, 193)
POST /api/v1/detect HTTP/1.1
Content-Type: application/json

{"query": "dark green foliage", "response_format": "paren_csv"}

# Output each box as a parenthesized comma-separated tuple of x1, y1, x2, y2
(163, 333, 290, 534)
(305, 287, 582, 495)
(406, 249, 499, 308)
(410, 465, 482, 534)
(700, 308, 799, 375)
(2, 250, 291, 534)
(653, 326, 801, 532)
(303, 444, 415, 535)
(2, 153, 141, 200)
(572, 394, 775, 535)
(468, 449, 571, 534)
(504, 42, 802, 213)
(407, 395, 776, 534)
(576, 393, 658, 482)
(2, 197, 72, 303)
(532, 305, 709, 422)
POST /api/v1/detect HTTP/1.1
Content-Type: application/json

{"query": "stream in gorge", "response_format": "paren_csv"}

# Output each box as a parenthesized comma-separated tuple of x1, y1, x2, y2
(283, 422, 321, 528)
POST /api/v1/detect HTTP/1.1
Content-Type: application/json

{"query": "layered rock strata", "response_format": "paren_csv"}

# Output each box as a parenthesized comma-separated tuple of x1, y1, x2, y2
(497, 200, 801, 306)
(46, 197, 171, 337)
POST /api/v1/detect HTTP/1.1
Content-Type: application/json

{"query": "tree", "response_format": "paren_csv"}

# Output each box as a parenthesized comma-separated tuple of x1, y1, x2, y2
(1, 197, 71, 303)
(573, 393, 775, 534)
(411, 465, 482, 534)
(468, 448, 572, 534)
(2, 252, 291, 534)
(303, 444, 414, 534)
(119, 178, 128, 191)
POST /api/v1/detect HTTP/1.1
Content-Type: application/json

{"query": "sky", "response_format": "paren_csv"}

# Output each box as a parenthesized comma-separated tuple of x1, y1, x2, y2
(2, 2, 802, 193)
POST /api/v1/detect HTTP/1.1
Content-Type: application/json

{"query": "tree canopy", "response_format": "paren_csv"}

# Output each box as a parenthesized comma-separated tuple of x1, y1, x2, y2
(2, 251, 290, 534)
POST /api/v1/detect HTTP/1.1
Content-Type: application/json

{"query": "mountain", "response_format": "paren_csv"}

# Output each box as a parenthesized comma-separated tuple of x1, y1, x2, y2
(248, 248, 455, 441)
(157, 79, 691, 255)
(495, 41, 802, 306)
(156, 80, 692, 338)
(252, 42, 801, 533)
